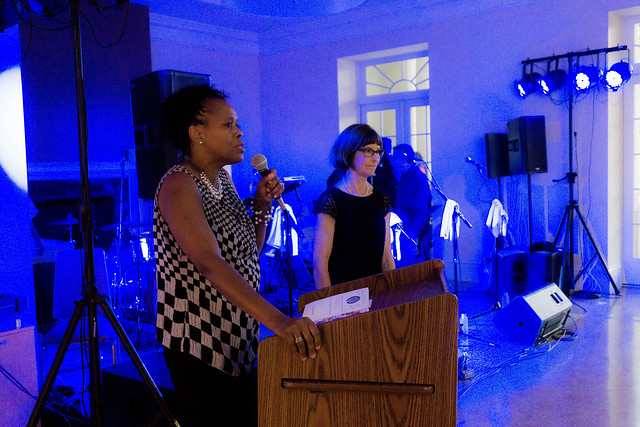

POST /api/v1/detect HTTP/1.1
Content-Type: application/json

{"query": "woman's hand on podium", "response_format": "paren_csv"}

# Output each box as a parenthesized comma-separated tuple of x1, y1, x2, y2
(275, 316, 322, 361)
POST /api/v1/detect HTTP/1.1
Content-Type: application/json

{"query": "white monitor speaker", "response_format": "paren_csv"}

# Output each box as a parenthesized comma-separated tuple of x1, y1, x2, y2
(493, 283, 572, 347)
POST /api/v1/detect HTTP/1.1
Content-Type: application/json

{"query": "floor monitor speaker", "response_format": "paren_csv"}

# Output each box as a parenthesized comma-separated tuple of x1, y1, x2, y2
(130, 70, 211, 200)
(507, 116, 547, 175)
(493, 283, 572, 347)
(485, 133, 509, 178)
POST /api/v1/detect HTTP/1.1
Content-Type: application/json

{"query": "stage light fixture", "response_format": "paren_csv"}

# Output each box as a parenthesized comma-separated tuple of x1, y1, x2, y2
(573, 65, 600, 92)
(0, 0, 27, 31)
(515, 72, 541, 98)
(603, 61, 632, 91)
(539, 69, 567, 95)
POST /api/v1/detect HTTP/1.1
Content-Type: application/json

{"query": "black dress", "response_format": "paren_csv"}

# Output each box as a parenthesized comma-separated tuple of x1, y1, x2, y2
(313, 186, 392, 285)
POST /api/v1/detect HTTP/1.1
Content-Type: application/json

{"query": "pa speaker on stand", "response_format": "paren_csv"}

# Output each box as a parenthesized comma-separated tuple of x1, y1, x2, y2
(130, 70, 211, 200)
(507, 115, 548, 175)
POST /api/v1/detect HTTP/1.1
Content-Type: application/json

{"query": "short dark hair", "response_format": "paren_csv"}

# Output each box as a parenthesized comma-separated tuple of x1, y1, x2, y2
(160, 84, 228, 156)
(329, 124, 382, 171)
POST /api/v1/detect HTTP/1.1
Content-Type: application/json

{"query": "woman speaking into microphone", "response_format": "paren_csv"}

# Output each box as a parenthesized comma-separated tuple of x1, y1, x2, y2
(154, 84, 321, 426)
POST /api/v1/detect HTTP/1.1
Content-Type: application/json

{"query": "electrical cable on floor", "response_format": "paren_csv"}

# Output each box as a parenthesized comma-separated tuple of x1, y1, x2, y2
(0, 362, 84, 426)
(458, 335, 569, 399)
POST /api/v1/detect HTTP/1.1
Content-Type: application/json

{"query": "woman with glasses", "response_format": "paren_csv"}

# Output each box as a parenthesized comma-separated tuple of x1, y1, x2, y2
(312, 124, 395, 288)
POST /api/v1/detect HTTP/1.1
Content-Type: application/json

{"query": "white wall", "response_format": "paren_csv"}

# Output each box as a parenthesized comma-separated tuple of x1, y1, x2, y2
(149, 0, 637, 283)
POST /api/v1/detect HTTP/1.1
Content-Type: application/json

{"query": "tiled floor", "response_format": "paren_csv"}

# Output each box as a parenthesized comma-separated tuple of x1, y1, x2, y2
(35, 271, 640, 426)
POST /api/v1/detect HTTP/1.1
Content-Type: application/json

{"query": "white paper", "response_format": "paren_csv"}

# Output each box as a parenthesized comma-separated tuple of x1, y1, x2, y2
(302, 287, 370, 324)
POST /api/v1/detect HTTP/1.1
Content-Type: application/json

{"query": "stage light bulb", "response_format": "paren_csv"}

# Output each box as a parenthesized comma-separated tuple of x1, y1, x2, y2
(603, 61, 632, 91)
(573, 65, 600, 92)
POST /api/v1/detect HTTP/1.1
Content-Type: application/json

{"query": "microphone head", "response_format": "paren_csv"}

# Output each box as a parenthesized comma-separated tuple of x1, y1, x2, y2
(251, 153, 268, 171)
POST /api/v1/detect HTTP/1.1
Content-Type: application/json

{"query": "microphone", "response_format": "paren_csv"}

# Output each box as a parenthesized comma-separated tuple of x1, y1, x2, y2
(465, 156, 486, 174)
(251, 154, 286, 211)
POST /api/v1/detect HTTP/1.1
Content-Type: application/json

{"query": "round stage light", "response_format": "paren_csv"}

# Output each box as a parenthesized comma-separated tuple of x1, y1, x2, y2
(573, 65, 600, 92)
(539, 69, 567, 95)
(603, 61, 632, 91)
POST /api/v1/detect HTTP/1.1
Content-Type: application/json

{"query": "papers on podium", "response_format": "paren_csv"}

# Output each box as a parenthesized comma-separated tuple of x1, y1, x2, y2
(301, 287, 371, 324)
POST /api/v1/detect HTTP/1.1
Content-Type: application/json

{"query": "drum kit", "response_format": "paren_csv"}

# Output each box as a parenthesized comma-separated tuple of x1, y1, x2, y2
(44, 214, 157, 323)
(103, 221, 156, 323)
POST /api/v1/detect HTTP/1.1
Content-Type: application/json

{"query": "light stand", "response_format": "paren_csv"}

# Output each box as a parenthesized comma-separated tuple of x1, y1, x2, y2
(28, 2, 178, 425)
(520, 47, 622, 296)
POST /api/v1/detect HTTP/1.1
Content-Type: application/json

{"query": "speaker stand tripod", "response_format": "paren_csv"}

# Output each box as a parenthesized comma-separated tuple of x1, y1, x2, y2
(28, 3, 177, 425)
(552, 72, 619, 297)
(554, 174, 620, 296)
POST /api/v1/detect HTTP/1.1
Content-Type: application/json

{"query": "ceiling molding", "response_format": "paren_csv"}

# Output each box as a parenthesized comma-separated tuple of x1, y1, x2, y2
(149, 13, 260, 55)
(147, 0, 544, 57)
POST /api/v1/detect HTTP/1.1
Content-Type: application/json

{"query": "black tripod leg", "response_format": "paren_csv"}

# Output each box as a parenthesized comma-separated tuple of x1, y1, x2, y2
(97, 295, 180, 426)
(556, 207, 573, 295)
(575, 208, 620, 294)
(28, 297, 87, 426)
(554, 205, 569, 246)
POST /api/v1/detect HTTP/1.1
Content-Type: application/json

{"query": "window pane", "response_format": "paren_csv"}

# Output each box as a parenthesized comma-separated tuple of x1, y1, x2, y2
(366, 109, 396, 139)
(364, 56, 429, 95)
(411, 106, 427, 134)
(381, 109, 396, 136)
(634, 190, 640, 224)
(635, 84, 640, 119)
(366, 65, 392, 96)
(635, 24, 640, 64)
(426, 105, 431, 133)
(635, 155, 640, 189)
(377, 61, 402, 82)
(366, 84, 389, 96)
(366, 111, 381, 133)
(634, 225, 640, 258)
(411, 134, 427, 160)
(390, 80, 416, 93)
(635, 119, 640, 154)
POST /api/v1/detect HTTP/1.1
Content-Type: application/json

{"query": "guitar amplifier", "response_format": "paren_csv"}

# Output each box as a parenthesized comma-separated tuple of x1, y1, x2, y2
(493, 283, 572, 347)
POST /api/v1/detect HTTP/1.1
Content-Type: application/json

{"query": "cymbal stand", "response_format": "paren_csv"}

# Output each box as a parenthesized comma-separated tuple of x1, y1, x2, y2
(28, 3, 178, 425)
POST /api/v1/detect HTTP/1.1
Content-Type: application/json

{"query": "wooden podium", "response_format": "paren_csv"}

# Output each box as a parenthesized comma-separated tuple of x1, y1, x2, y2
(258, 259, 458, 426)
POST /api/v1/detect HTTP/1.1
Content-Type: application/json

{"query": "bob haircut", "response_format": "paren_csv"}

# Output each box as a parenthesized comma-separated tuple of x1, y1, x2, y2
(329, 124, 382, 171)
(161, 84, 228, 156)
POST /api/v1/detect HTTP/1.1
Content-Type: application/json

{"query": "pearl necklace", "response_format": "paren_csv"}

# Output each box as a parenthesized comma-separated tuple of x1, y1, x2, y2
(339, 177, 371, 197)
(184, 160, 223, 202)
(199, 171, 223, 202)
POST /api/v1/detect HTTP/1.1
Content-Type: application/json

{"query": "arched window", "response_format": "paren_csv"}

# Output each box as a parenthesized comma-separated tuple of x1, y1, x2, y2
(358, 53, 431, 167)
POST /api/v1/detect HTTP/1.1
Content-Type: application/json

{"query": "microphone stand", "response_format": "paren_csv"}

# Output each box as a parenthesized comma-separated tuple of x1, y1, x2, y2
(280, 204, 296, 316)
(420, 160, 472, 294)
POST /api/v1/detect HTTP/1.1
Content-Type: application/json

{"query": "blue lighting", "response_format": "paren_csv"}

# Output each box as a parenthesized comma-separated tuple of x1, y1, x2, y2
(538, 69, 567, 95)
(515, 73, 541, 98)
(603, 61, 632, 91)
(573, 65, 600, 92)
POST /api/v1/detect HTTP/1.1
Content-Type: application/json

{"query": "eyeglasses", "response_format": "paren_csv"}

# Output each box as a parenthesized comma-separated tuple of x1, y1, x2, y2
(357, 148, 385, 158)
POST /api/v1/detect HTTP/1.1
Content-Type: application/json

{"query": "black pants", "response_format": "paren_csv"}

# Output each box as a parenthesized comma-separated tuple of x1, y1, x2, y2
(163, 347, 258, 427)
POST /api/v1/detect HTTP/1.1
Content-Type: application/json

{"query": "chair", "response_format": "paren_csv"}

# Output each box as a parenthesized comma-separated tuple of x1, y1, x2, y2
(45, 248, 120, 362)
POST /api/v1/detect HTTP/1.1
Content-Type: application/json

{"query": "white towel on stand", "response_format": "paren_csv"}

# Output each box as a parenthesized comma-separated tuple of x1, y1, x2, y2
(440, 199, 460, 241)
(485, 199, 508, 238)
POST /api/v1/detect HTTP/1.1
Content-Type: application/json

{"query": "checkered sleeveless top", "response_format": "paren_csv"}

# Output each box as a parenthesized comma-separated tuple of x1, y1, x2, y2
(154, 165, 260, 376)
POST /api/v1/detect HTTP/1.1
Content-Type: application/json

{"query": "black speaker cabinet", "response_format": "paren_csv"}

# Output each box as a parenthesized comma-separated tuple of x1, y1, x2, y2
(130, 70, 211, 199)
(496, 247, 562, 299)
(493, 283, 572, 347)
(507, 116, 547, 175)
(485, 133, 509, 178)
